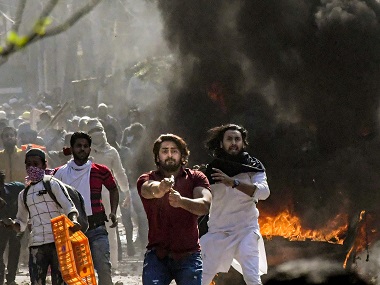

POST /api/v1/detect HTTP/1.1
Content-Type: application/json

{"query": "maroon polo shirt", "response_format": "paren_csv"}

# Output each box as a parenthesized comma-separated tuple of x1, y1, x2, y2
(137, 167, 210, 259)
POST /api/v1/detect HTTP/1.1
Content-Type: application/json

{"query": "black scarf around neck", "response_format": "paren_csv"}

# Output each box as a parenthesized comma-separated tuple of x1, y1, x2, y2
(205, 151, 265, 184)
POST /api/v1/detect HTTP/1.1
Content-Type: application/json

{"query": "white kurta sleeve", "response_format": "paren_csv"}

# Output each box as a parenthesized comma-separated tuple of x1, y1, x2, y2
(251, 171, 270, 202)
(110, 148, 130, 193)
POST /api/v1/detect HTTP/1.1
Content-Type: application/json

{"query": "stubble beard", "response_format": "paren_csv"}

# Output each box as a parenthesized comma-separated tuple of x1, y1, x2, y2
(73, 151, 90, 165)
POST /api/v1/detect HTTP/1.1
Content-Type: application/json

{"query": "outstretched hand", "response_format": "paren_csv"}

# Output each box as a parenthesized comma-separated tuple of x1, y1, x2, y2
(156, 176, 175, 197)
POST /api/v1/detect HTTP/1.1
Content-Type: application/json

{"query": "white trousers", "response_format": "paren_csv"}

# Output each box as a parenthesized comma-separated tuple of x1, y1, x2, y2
(201, 230, 265, 285)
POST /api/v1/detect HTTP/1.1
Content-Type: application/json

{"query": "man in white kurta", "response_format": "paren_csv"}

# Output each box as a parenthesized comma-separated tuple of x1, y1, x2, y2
(201, 124, 270, 285)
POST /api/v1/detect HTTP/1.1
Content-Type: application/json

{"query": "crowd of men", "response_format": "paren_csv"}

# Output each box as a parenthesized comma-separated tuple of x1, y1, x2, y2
(0, 97, 368, 285)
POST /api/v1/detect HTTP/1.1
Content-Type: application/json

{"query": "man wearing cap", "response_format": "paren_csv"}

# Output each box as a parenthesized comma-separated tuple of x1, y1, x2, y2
(54, 132, 119, 285)
(5, 148, 81, 285)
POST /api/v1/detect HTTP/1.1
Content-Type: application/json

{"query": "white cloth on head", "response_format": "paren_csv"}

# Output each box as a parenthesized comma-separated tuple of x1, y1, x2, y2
(91, 142, 129, 193)
(91, 131, 111, 151)
(54, 159, 93, 215)
(85, 118, 104, 133)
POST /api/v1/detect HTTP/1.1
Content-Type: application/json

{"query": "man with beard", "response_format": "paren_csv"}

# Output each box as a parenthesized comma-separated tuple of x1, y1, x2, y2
(54, 132, 119, 285)
(201, 124, 270, 285)
(137, 134, 212, 285)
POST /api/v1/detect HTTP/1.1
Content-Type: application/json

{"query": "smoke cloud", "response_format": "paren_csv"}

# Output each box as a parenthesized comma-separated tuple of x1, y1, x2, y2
(156, 0, 380, 231)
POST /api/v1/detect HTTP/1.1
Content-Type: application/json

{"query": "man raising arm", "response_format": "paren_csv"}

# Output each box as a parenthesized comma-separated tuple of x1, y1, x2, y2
(137, 133, 211, 285)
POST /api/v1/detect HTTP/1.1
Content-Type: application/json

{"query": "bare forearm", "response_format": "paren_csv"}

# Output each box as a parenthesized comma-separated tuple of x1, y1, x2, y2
(179, 198, 210, 216)
(141, 180, 171, 199)
(109, 188, 119, 215)
(141, 181, 161, 199)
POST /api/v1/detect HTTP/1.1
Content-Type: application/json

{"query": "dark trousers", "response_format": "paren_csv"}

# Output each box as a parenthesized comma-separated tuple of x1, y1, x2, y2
(0, 229, 21, 285)
(29, 243, 64, 285)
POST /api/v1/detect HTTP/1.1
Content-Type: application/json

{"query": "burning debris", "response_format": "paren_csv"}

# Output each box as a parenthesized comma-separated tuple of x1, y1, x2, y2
(259, 209, 348, 244)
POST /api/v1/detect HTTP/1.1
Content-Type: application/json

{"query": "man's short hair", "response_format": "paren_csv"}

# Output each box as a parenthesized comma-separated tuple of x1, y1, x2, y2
(153, 134, 190, 166)
(70, 132, 92, 147)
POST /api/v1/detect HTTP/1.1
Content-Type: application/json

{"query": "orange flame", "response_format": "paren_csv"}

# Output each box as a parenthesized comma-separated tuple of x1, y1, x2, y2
(259, 209, 348, 244)
(343, 210, 379, 268)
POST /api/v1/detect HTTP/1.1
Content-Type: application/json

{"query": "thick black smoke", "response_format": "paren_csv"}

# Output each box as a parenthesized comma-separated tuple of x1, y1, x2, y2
(156, 0, 380, 229)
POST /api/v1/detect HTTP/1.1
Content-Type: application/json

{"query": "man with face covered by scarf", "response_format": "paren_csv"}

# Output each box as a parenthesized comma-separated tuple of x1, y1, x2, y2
(7, 148, 80, 285)
(84, 119, 130, 272)
(201, 124, 270, 285)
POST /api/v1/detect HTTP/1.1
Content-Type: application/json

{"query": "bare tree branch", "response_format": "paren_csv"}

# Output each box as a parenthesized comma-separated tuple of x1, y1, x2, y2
(12, 0, 27, 32)
(0, 0, 27, 65)
(21, 0, 59, 44)
(39, 0, 59, 19)
(0, 0, 103, 66)
(44, 0, 103, 37)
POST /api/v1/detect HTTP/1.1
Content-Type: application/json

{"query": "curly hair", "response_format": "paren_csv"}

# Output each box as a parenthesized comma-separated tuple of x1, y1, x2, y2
(153, 134, 190, 166)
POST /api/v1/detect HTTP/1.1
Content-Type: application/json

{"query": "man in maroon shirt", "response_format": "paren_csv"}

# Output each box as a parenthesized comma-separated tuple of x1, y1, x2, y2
(137, 133, 211, 285)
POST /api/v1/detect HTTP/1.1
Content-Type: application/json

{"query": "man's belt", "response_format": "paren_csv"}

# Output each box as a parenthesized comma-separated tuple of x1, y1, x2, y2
(88, 220, 105, 231)
(87, 212, 107, 230)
